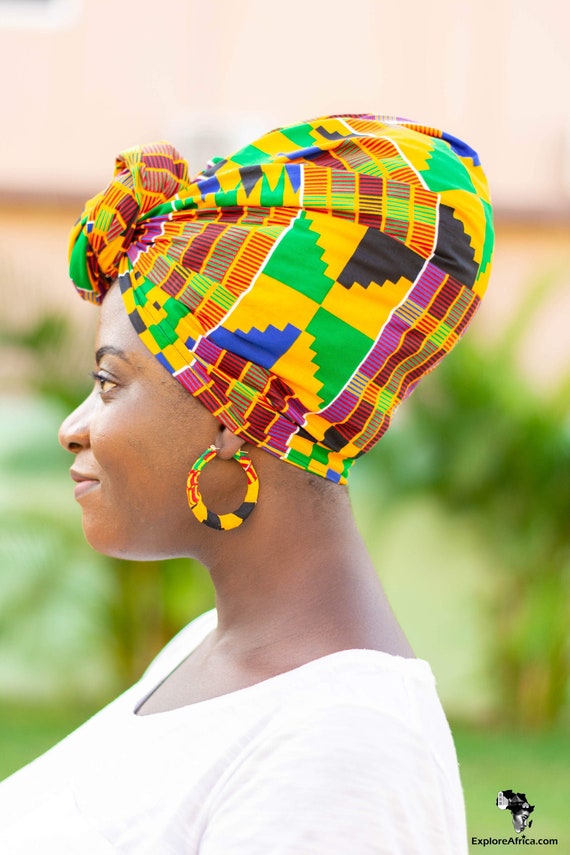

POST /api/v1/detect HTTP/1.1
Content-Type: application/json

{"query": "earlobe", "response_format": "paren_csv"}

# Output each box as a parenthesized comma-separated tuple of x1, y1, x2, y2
(214, 426, 246, 461)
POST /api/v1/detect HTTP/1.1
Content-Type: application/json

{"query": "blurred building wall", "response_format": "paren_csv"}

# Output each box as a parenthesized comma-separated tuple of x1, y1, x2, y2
(0, 0, 569, 386)
(1, 0, 569, 209)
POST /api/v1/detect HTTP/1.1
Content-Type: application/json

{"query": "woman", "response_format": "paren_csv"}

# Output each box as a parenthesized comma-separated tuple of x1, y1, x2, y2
(0, 114, 493, 852)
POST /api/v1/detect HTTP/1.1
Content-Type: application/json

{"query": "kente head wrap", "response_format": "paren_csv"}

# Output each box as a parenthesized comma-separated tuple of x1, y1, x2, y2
(69, 114, 494, 483)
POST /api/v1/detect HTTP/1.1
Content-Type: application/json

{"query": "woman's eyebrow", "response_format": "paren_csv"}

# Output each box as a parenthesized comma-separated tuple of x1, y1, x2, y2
(95, 345, 131, 365)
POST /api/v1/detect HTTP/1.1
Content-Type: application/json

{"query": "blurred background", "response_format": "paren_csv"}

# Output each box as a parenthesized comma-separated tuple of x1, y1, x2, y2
(0, 0, 568, 848)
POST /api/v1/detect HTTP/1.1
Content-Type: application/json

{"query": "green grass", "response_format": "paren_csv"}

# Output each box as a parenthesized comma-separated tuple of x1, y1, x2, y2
(0, 702, 97, 782)
(0, 703, 567, 850)
(454, 723, 569, 850)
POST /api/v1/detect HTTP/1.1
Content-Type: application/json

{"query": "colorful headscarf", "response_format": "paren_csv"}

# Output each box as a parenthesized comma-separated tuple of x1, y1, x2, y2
(69, 114, 493, 483)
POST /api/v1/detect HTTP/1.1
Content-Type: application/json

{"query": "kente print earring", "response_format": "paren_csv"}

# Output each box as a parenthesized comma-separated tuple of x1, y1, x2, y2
(186, 445, 259, 531)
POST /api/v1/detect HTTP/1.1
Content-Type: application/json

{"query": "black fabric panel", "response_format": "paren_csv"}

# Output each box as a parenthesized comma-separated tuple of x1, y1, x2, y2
(238, 165, 264, 197)
(432, 205, 478, 289)
(338, 228, 425, 290)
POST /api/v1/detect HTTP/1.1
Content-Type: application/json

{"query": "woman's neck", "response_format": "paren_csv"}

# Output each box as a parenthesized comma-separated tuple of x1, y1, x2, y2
(198, 476, 414, 665)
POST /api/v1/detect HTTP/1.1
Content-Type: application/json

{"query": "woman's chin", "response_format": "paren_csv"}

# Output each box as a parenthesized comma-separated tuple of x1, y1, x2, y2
(81, 521, 187, 562)
(81, 519, 134, 560)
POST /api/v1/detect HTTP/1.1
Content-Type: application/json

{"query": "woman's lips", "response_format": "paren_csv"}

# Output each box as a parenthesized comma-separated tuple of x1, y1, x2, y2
(70, 470, 100, 500)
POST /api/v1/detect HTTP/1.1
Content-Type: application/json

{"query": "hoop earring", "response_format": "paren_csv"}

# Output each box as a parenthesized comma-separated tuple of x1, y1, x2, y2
(186, 445, 259, 531)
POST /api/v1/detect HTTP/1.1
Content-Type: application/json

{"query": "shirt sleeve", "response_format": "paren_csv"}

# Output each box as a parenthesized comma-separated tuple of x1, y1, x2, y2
(199, 702, 464, 855)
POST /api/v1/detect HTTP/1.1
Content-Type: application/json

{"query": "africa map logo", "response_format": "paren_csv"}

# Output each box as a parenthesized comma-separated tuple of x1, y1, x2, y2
(496, 790, 535, 834)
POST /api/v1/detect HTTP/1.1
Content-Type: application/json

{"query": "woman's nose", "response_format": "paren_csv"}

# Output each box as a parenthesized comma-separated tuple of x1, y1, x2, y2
(58, 392, 95, 453)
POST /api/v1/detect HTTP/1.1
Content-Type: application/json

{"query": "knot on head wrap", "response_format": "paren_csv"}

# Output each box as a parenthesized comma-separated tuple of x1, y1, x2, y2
(69, 143, 189, 295)
(69, 114, 494, 483)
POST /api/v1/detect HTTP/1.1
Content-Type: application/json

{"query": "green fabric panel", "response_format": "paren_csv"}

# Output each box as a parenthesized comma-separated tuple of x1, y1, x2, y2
(422, 138, 476, 194)
(259, 168, 286, 207)
(279, 122, 322, 149)
(148, 298, 187, 349)
(307, 307, 372, 403)
(229, 143, 271, 167)
(213, 187, 239, 208)
(68, 229, 94, 293)
(480, 199, 495, 275)
(263, 212, 334, 303)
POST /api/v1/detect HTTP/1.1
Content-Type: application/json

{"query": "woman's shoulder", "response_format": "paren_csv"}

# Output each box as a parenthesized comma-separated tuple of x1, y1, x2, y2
(203, 653, 466, 854)
(262, 648, 439, 734)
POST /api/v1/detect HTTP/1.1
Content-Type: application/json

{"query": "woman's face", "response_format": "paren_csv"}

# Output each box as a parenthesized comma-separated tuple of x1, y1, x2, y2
(58, 283, 217, 560)
(512, 808, 530, 833)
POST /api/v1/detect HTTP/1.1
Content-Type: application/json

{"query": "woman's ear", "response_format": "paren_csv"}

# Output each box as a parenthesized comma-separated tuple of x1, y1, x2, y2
(214, 426, 246, 460)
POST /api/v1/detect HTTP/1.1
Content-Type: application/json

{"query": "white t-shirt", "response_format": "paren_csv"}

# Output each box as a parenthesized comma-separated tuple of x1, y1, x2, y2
(0, 610, 467, 854)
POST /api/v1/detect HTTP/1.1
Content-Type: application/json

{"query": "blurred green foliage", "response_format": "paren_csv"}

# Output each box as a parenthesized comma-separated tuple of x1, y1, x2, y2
(0, 311, 214, 702)
(364, 281, 570, 728)
(0, 282, 568, 728)
(1, 312, 89, 411)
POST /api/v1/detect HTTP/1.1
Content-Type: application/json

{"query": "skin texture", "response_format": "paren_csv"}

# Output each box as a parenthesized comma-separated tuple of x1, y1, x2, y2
(59, 283, 414, 713)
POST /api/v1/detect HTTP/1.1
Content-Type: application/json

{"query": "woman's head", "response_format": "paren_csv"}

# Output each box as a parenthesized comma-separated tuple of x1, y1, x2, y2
(59, 283, 220, 558)
(59, 282, 339, 559)
(68, 115, 494, 485)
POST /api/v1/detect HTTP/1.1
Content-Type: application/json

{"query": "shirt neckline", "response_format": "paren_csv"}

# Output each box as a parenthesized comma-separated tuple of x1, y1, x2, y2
(131, 611, 434, 720)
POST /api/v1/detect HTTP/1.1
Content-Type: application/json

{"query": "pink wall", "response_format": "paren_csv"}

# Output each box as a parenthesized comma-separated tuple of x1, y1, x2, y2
(1, 0, 568, 390)
(0, 0, 569, 212)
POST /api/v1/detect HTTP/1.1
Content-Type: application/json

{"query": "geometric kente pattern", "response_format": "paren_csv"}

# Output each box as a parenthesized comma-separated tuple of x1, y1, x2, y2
(69, 114, 494, 482)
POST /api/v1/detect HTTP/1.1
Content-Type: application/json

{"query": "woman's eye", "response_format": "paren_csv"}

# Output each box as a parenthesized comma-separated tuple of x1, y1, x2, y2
(90, 371, 117, 394)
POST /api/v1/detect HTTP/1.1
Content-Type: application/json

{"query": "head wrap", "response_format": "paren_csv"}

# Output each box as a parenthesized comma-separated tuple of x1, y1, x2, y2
(69, 114, 494, 483)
